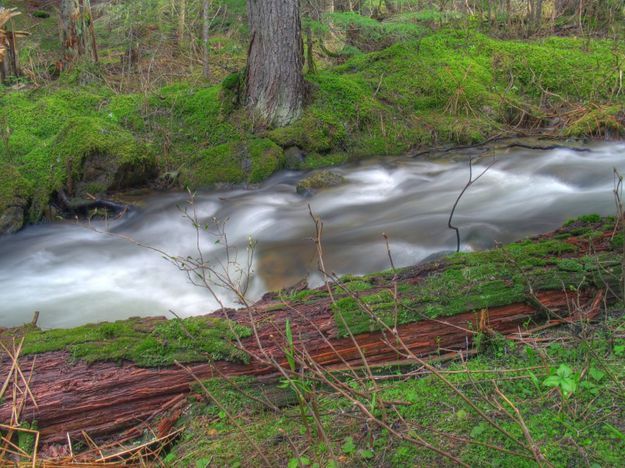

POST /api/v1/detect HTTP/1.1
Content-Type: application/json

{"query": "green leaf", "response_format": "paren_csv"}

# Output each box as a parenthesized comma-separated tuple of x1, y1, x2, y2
(359, 449, 374, 459)
(528, 371, 540, 390)
(543, 376, 561, 387)
(470, 422, 487, 438)
(557, 364, 573, 378)
(560, 378, 577, 396)
(342, 436, 356, 454)
(605, 423, 625, 440)
(589, 367, 605, 382)
(196, 458, 212, 468)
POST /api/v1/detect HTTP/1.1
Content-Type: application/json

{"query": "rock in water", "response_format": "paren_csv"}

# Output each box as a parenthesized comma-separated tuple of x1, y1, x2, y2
(296, 170, 345, 196)
(0, 205, 24, 235)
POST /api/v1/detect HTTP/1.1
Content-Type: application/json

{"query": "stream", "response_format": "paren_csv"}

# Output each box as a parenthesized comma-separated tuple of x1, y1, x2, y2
(1, 142, 624, 329)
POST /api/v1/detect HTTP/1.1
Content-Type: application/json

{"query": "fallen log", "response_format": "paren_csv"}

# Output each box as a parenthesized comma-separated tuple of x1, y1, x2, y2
(0, 217, 621, 447)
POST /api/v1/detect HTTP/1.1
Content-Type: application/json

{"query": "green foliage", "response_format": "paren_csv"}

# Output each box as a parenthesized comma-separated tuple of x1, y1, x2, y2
(0, 87, 152, 223)
(17, 316, 251, 366)
(324, 12, 426, 49)
(543, 364, 578, 398)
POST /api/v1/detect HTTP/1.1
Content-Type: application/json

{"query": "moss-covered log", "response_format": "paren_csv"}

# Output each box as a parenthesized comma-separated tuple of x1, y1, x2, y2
(0, 216, 621, 444)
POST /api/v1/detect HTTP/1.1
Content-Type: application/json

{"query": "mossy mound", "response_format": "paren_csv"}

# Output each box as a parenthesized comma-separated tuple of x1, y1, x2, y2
(267, 30, 625, 158)
(180, 138, 284, 188)
(2, 30, 625, 232)
(0, 89, 154, 231)
(5, 316, 251, 367)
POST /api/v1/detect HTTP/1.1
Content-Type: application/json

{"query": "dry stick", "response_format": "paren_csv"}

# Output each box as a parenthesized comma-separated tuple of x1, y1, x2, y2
(0, 337, 24, 400)
(175, 361, 273, 467)
(308, 204, 336, 305)
(407, 421, 535, 461)
(494, 386, 551, 467)
(335, 312, 388, 421)
(448, 156, 496, 252)
(66, 432, 74, 461)
(96, 428, 184, 463)
(0, 341, 38, 409)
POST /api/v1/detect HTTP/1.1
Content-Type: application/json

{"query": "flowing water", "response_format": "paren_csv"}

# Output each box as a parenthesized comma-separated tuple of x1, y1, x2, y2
(1, 142, 624, 328)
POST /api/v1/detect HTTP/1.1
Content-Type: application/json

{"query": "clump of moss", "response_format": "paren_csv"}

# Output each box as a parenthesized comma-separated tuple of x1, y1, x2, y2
(181, 138, 284, 188)
(16, 316, 251, 366)
(565, 105, 625, 138)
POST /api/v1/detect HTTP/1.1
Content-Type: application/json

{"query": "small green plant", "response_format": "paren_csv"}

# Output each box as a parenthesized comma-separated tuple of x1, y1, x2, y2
(288, 456, 311, 467)
(543, 364, 578, 398)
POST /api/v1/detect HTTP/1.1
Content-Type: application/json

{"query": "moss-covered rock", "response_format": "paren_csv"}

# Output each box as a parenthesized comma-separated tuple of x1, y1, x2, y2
(181, 138, 284, 188)
(0, 163, 31, 234)
(0, 89, 155, 229)
(296, 170, 346, 195)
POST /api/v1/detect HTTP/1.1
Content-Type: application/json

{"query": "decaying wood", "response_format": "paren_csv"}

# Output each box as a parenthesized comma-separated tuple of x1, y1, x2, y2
(0, 7, 29, 81)
(0, 227, 616, 449)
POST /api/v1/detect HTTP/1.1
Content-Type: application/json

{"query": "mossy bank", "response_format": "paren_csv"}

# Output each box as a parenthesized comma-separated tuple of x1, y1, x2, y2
(2, 29, 625, 233)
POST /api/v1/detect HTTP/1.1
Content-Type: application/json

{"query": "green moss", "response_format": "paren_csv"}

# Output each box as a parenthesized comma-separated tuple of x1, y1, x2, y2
(16, 316, 251, 366)
(181, 138, 284, 188)
(333, 221, 617, 337)
(0, 162, 30, 213)
(612, 233, 624, 250)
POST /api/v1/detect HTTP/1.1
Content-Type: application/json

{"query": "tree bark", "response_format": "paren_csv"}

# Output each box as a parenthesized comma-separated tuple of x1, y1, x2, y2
(178, 0, 186, 47)
(60, 0, 81, 67)
(245, 0, 306, 127)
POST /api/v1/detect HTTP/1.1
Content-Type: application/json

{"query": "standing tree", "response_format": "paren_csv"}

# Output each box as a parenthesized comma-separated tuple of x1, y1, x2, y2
(245, 0, 306, 127)
(202, 0, 210, 78)
(60, 0, 81, 67)
(0, 7, 23, 81)
(60, 0, 98, 69)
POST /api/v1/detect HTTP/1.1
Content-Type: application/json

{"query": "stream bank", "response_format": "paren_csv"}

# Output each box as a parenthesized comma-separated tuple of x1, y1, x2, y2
(0, 216, 620, 447)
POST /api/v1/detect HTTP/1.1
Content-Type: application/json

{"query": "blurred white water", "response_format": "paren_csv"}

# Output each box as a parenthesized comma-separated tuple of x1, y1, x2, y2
(0, 142, 624, 328)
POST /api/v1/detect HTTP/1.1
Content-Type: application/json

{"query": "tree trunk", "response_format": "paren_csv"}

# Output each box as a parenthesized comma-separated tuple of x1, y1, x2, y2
(305, 24, 316, 74)
(60, 0, 81, 67)
(334, 0, 351, 12)
(245, 0, 306, 128)
(82, 0, 98, 62)
(383, 0, 396, 14)
(178, 0, 186, 47)
(202, 0, 210, 78)
(535, 0, 543, 27)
